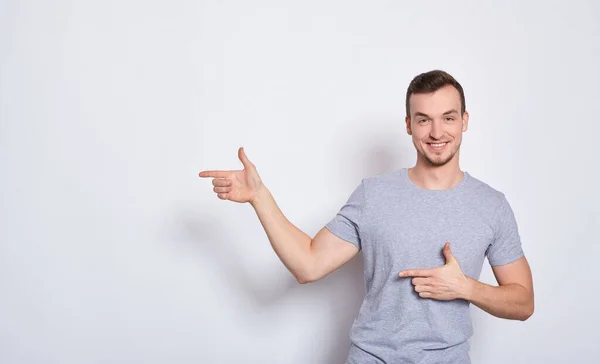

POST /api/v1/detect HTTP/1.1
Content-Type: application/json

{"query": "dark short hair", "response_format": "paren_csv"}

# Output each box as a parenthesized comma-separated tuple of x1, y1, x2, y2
(405, 70, 466, 117)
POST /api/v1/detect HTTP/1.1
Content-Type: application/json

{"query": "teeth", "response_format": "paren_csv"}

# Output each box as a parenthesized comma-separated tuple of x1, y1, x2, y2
(430, 143, 446, 147)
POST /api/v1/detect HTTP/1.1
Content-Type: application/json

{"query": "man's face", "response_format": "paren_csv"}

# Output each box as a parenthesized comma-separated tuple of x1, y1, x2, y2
(405, 85, 469, 167)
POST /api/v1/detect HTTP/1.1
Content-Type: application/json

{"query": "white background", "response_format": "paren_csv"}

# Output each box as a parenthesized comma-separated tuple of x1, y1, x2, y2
(1, 1, 599, 363)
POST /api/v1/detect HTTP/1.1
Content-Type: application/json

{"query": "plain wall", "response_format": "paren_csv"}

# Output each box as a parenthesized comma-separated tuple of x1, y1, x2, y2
(1, 1, 599, 363)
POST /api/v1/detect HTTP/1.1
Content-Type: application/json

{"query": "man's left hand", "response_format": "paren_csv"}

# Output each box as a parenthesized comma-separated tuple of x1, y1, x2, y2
(399, 242, 472, 301)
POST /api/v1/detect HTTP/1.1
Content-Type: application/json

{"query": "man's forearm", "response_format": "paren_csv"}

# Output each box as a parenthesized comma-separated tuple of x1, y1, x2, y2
(462, 278, 534, 321)
(249, 186, 313, 282)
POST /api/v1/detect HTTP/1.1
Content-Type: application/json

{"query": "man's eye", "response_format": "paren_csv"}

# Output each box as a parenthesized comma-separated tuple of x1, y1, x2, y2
(419, 119, 428, 123)
(445, 117, 454, 121)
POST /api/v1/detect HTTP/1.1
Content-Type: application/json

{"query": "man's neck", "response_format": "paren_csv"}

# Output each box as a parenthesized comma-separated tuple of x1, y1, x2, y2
(408, 157, 464, 191)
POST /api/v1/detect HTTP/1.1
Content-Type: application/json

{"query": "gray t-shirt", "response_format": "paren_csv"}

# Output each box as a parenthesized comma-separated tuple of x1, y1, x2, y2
(325, 168, 524, 364)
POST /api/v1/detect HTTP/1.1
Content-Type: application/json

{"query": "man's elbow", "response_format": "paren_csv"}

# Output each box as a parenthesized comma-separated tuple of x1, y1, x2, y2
(295, 265, 327, 284)
(294, 264, 319, 284)
(295, 251, 324, 284)
(296, 276, 313, 284)
(519, 302, 535, 321)
(296, 271, 321, 284)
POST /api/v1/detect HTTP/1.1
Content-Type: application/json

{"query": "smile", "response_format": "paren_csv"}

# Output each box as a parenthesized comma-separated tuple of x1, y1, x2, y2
(427, 142, 448, 149)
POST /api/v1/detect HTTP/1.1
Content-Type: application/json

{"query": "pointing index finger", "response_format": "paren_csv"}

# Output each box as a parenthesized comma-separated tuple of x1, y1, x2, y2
(199, 170, 231, 178)
(399, 269, 433, 278)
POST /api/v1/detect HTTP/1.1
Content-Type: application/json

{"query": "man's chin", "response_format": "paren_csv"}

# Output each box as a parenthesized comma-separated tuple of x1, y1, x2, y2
(429, 160, 451, 167)
(423, 153, 453, 166)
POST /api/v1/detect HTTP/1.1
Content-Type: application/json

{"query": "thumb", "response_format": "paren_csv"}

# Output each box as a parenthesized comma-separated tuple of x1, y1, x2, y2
(238, 147, 254, 170)
(443, 242, 456, 264)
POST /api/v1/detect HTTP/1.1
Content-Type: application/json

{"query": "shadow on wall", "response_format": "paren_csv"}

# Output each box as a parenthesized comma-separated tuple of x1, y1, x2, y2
(183, 120, 413, 363)
(319, 118, 413, 362)
(178, 211, 365, 364)
(334, 117, 413, 181)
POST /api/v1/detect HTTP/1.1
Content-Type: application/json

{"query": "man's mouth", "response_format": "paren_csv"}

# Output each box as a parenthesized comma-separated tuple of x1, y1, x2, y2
(427, 142, 449, 151)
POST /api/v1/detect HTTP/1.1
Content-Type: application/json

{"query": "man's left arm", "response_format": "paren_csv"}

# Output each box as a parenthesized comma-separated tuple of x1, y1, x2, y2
(464, 256, 534, 321)
(399, 243, 534, 321)
(467, 195, 535, 321)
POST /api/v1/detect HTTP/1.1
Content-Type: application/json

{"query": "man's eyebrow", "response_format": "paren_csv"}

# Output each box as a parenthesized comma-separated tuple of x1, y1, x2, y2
(413, 109, 459, 118)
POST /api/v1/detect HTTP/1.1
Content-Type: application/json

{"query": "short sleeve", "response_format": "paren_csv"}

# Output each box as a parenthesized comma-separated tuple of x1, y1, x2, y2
(486, 196, 525, 266)
(324, 180, 365, 250)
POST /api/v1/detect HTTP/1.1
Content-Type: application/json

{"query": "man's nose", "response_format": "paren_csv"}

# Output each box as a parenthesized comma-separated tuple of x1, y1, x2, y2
(430, 119, 444, 139)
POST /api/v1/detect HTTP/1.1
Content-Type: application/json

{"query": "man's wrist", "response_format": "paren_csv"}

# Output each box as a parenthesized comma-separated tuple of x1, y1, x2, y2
(250, 185, 270, 207)
(461, 276, 478, 301)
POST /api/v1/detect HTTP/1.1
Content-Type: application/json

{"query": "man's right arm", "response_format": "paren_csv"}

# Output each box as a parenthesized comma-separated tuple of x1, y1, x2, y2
(199, 147, 358, 284)
(250, 187, 359, 284)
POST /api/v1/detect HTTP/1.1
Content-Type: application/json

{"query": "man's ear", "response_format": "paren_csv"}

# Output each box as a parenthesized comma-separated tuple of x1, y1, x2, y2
(462, 111, 469, 132)
(405, 116, 412, 135)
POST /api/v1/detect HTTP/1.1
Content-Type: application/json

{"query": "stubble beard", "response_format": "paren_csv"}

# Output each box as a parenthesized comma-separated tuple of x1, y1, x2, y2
(419, 141, 461, 167)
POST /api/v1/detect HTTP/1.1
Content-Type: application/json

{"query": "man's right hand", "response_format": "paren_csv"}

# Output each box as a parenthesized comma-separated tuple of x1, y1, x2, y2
(198, 147, 359, 284)
(199, 147, 264, 204)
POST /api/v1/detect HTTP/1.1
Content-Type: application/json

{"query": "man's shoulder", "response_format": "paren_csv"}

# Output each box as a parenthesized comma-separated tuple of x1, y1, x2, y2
(361, 168, 405, 190)
(364, 168, 403, 182)
(464, 172, 507, 204)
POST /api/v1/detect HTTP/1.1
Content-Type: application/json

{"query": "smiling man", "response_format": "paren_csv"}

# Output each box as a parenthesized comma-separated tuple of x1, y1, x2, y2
(199, 70, 534, 364)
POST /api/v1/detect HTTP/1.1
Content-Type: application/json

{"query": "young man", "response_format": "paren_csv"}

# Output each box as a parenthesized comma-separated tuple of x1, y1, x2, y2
(199, 70, 534, 363)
